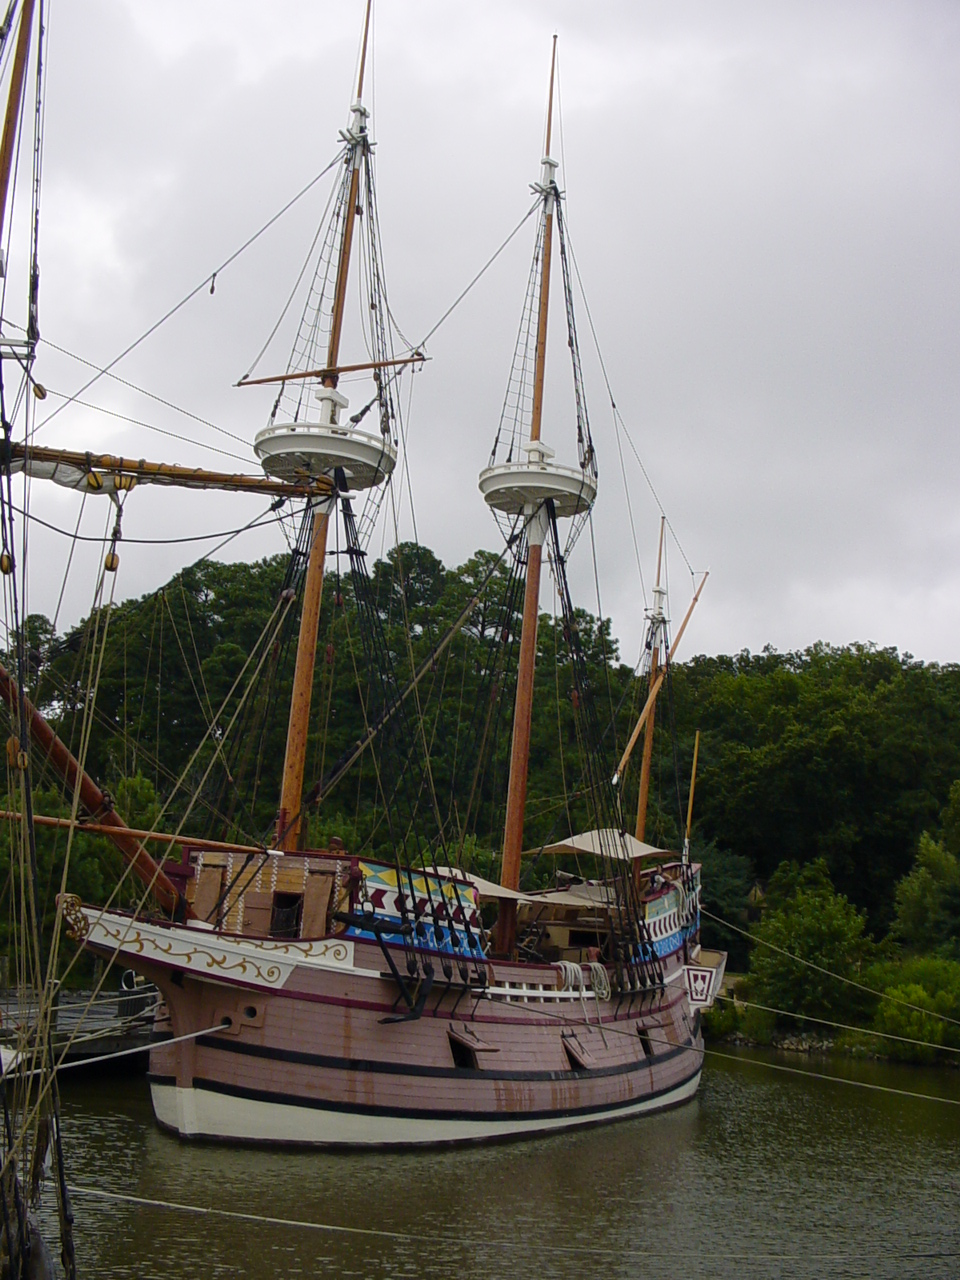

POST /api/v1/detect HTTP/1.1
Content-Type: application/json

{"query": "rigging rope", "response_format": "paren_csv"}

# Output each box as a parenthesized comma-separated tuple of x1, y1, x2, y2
(713, 994, 960, 1056)
(14, 501, 289, 545)
(35, 148, 349, 434)
(40, 388, 252, 463)
(62, 1186, 960, 1261)
(700, 908, 960, 1029)
(414, 200, 540, 351)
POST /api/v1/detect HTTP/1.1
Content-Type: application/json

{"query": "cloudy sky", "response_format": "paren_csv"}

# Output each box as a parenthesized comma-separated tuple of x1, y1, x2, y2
(6, 0, 959, 667)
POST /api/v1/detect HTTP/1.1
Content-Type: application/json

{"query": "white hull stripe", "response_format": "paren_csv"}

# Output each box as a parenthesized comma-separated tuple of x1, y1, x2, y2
(149, 1069, 701, 1146)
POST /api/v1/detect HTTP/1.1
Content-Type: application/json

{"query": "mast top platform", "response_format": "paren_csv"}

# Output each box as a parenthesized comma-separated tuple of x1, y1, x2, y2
(478, 440, 596, 520)
(254, 386, 395, 491)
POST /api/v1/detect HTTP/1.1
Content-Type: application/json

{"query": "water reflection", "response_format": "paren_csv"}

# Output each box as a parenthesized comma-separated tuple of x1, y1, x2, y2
(39, 1052, 960, 1279)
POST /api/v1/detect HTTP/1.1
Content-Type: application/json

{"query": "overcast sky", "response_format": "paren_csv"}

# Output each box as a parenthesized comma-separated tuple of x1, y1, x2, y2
(7, 0, 959, 667)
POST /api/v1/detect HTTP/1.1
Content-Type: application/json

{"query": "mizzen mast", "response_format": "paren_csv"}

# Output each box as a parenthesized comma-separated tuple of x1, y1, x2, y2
(635, 516, 666, 842)
(258, 0, 396, 851)
(0, 0, 36, 260)
(479, 38, 596, 955)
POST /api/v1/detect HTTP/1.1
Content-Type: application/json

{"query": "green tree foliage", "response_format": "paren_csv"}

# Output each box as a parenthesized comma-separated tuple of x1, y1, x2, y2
(693, 839, 753, 970)
(670, 643, 960, 927)
(891, 833, 960, 956)
(749, 859, 873, 1022)
(10, 543, 960, 976)
(862, 955, 960, 1062)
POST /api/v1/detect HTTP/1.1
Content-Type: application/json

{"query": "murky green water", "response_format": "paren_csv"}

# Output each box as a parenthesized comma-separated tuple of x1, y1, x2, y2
(35, 1051, 960, 1278)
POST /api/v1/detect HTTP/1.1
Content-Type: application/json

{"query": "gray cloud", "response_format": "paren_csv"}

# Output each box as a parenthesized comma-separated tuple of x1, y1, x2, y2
(14, 0, 960, 663)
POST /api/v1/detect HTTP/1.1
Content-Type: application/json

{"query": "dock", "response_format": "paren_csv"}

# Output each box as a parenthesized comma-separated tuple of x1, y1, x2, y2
(0, 981, 158, 1069)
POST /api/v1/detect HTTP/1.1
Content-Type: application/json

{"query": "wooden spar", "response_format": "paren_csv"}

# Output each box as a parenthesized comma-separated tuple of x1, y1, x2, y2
(495, 540, 543, 953)
(635, 518, 665, 842)
(9, 443, 332, 497)
(236, 354, 426, 389)
(325, 167, 362, 385)
(356, 0, 373, 100)
(277, 505, 330, 849)
(669, 570, 708, 657)
(495, 37, 559, 957)
(684, 728, 701, 855)
(528, 35, 558, 447)
(616, 671, 665, 784)
(0, 812, 265, 857)
(614, 571, 709, 782)
(0, 0, 36, 252)
(276, 23, 371, 852)
(0, 661, 191, 918)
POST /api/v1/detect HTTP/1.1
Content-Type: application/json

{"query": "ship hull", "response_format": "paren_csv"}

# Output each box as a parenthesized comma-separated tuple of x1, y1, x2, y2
(148, 1068, 702, 1146)
(74, 906, 707, 1147)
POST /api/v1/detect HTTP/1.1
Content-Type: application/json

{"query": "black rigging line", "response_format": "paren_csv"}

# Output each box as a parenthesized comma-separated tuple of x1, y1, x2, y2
(36, 147, 349, 434)
(337, 485, 486, 985)
(14, 502, 288, 545)
(414, 199, 540, 351)
(546, 508, 662, 993)
(16, 501, 288, 546)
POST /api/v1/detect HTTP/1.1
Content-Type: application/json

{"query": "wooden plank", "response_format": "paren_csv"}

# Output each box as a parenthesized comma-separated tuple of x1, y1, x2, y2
(242, 891, 273, 937)
(192, 866, 224, 922)
(301, 873, 333, 938)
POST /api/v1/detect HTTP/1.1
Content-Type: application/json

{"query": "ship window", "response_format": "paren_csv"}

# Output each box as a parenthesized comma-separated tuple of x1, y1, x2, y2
(638, 1026, 653, 1058)
(270, 892, 303, 939)
(449, 1037, 479, 1070)
(562, 1032, 595, 1070)
(447, 1023, 493, 1070)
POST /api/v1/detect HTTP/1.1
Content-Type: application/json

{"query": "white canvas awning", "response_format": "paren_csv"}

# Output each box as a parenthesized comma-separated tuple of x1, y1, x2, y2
(432, 867, 534, 903)
(524, 883, 619, 908)
(530, 829, 672, 862)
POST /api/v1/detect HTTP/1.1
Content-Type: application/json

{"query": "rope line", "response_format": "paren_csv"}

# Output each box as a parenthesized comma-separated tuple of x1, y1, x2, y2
(64, 1190, 960, 1260)
(7, 1018, 226, 1078)
(701, 908, 960, 1028)
(14, 502, 287, 545)
(41, 389, 251, 463)
(35, 149, 348, 434)
(714, 994, 960, 1056)
(414, 200, 540, 350)
(704, 1043, 960, 1106)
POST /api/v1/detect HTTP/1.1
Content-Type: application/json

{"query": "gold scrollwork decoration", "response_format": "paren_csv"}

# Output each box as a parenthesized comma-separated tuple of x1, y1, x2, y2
(58, 894, 88, 943)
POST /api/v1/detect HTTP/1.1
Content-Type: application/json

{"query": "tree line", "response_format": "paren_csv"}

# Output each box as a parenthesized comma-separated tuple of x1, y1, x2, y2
(2, 543, 958, 1054)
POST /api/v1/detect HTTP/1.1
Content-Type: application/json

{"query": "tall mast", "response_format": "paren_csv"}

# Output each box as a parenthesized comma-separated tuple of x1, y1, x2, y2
(683, 728, 700, 864)
(275, 0, 373, 851)
(495, 37, 559, 954)
(635, 517, 666, 842)
(0, 0, 37, 256)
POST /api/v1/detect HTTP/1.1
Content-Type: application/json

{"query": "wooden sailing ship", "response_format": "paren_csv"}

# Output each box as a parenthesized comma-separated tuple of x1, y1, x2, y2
(2, 12, 725, 1147)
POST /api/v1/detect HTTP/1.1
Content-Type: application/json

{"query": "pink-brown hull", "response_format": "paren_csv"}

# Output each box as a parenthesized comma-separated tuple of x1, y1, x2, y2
(123, 934, 702, 1146)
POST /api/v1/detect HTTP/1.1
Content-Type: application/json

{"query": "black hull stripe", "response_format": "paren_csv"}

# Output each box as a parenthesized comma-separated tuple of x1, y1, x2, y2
(151, 1067, 702, 1124)
(179, 1030, 699, 1083)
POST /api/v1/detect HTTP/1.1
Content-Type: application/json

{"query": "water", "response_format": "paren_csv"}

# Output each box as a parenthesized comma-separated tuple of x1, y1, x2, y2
(38, 1051, 960, 1278)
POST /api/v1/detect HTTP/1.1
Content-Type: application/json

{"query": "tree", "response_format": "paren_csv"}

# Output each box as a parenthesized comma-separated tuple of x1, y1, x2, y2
(749, 859, 874, 1022)
(693, 839, 753, 970)
(891, 833, 960, 956)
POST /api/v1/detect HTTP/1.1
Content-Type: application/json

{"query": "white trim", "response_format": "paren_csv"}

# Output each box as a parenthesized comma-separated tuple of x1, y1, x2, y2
(80, 908, 356, 991)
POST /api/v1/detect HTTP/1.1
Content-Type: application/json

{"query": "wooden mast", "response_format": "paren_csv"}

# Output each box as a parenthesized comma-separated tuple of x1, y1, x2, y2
(683, 729, 700, 863)
(276, 0, 372, 851)
(0, 0, 36, 254)
(0, 663, 191, 917)
(613, 572, 708, 784)
(495, 37, 558, 956)
(635, 518, 665, 842)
